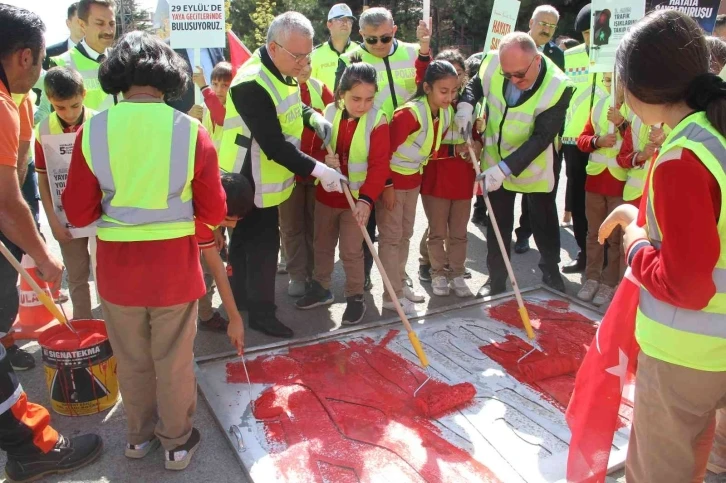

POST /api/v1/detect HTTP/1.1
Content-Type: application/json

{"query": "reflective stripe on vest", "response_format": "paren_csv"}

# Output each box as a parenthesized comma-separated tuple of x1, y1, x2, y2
(586, 96, 628, 181)
(52, 49, 115, 111)
(324, 104, 386, 196)
(623, 110, 651, 201)
(390, 99, 449, 175)
(342, 42, 418, 119)
(480, 51, 570, 193)
(636, 113, 726, 370)
(202, 108, 224, 151)
(307, 78, 326, 111)
(310, 41, 358, 91)
(562, 45, 608, 144)
(36, 109, 95, 140)
(82, 103, 196, 242)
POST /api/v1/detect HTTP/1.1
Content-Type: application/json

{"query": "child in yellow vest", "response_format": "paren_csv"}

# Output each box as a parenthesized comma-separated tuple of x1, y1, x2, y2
(34, 67, 96, 319)
(379, 60, 459, 315)
(295, 62, 389, 326)
(575, 72, 627, 306)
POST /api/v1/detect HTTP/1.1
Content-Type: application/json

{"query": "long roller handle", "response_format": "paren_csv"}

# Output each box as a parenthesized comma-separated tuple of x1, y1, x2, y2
(0, 240, 70, 327)
(466, 143, 535, 340)
(325, 146, 429, 367)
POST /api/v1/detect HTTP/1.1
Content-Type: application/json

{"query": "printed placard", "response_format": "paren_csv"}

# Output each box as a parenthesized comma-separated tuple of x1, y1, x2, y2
(589, 0, 647, 73)
(169, 0, 226, 49)
(646, 0, 723, 34)
(483, 0, 521, 51)
(42, 133, 97, 239)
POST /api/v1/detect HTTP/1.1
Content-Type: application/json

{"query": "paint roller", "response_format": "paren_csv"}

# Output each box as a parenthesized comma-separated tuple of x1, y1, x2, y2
(0, 240, 79, 337)
(466, 142, 536, 340)
(518, 355, 580, 383)
(324, 146, 476, 417)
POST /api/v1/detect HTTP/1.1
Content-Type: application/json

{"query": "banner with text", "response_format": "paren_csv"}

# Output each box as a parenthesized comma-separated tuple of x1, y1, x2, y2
(483, 0, 521, 51)
(43, 134, 96, 239)
(590, 0, 646, 73)
(169, 0, 225, 49)
(646, 0, 723, 34)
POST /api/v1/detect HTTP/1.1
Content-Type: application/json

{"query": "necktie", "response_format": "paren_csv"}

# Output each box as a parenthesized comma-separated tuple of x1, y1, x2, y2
(97, 54, 106, 63)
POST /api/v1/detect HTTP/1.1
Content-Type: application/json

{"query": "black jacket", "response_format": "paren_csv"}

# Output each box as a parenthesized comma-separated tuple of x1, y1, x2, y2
(166, 47, 225, 113)
(228, 46, 318, 188)
(542, 41, 565, 71)
(460, 54, 573, 176)
(43, 39, 71, 70)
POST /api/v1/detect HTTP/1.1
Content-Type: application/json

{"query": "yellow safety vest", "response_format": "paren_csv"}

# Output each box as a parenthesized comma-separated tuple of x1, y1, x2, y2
(636, 111, 726, 371)
(622, 109, 671, 202)
(218, 52, 302, 208)
(35, 108, 96, 139)
(562, 44, 608, 144)
(81, 102, 197, 242)
(306, 78, 326, 112)
(51, 48, 115, 111)
(202, 107, 224, 152)
(341, 41, 418, 119)
(310, 40, 358, 91)
(480, 51, 571, 193)
(585, 96, 628, 181)
(390, 98, 450, 176)
(323, 104, 386, 198)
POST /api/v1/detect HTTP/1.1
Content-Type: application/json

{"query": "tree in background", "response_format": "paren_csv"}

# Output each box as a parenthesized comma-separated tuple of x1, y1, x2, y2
(116, 0, 152, 36)
(227, 0, 590, 57)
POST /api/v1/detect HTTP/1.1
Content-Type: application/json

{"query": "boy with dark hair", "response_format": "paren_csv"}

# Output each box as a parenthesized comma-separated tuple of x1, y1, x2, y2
(196, 172, 254, 353)
(35, 67, 96, 320)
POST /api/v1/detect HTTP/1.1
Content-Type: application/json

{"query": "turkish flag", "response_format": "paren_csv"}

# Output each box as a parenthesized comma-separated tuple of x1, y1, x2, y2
(566, 269, 641, 482)
(226, 30, 252, 75)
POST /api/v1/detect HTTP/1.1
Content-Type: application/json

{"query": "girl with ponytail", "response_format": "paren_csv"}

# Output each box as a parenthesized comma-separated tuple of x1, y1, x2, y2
(600, 9, 726, 482)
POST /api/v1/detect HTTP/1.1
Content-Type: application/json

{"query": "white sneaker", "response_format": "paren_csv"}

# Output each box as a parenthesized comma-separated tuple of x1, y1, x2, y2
(577, 279, 600, 302)
(125, 437, 161, 459)
(432, 276, 450, 296)
(382, 298, 417, 316)
(592, 284, 615, 306)
(403, 285, 425, 303)
(450, 276, 473, 298)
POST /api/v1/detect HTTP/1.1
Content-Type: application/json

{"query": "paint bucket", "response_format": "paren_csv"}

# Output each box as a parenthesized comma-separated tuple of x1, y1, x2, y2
(38, 319, 119, 416)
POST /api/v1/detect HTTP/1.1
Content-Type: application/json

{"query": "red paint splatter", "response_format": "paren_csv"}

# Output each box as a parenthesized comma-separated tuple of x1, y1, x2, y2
(481, 300, 597, 410)
(226, 333, 499, 482)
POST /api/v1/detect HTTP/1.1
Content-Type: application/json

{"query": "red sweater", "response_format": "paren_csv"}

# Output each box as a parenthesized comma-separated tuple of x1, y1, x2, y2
(201, 87, 225, 128)
(316, 112, 390, 209)
(62, 126, 227, 307)
(629, 148, 721, 310)
(298, 82, 335, 182)
(389, 106, 443, 190)
(420, 141, 476, 200)
(576, 116, 626, 198)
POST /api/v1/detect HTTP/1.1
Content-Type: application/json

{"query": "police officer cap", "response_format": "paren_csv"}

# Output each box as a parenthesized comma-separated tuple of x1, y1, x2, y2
(575, 4, 591, 33)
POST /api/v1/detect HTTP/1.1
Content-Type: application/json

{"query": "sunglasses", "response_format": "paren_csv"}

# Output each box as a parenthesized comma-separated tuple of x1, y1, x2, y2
(274, 41, 312, 64)
(501, 55, 537, 80)
(364, 34, 393, 45)
(537, 20, 557, 29)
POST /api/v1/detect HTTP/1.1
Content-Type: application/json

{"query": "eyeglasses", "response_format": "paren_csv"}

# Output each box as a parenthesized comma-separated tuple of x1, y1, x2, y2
(274, 41, 312, 64)
(501, 55, 538, 80)
(537, 20, 558, 29)
(331, 17, 353, 24)
(364, 34, 394, 45)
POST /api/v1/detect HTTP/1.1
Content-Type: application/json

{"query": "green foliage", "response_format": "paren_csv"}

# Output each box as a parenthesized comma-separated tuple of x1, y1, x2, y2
(227, 0, 591, 56)
(115, 0, 152, 35)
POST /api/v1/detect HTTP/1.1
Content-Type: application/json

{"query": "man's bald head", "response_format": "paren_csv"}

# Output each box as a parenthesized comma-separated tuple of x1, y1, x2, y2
(499, 32, 541, 90)
(499, 32, 538, 56)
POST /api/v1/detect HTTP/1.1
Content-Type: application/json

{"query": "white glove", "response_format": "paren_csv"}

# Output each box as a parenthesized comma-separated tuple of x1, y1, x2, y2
(310, 112, 333, 147)
(455, 102, 474, 141)
(476, 165, 507, 192)
(312, 162, 348, 193)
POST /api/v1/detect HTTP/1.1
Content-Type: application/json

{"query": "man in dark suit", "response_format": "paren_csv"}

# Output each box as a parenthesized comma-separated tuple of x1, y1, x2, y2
(166, 47, 225, 114)
(513, 4, 566, 255)
(42, 3, 83, 70)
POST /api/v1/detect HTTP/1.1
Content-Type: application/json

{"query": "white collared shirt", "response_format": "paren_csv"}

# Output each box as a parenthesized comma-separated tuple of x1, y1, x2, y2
(80, 38, 107, 60)
(67, 38, 77, 51)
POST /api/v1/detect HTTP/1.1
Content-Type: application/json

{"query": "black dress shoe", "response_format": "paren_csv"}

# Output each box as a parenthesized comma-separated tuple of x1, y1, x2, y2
(364, 275, 373, 291)
(514, 238, 530, 254)
(471, 210, 488, 226)
(561, 257, 586, 274)
(542, 271, 566, 293)
(463, 268, 472, 279)
(249, 315, 294, 338)
(476, 282, 506, 299)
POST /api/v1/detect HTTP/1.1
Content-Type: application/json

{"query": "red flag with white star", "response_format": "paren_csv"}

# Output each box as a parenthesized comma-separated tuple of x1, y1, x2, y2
(566, 269, 641, 482)
(226, 30, 252, 76)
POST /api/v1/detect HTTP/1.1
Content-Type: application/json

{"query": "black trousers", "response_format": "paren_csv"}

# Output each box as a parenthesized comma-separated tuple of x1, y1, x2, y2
(487, 186, 561, 287)
(363, 207, 375, 277)
(229, 205, 280, 321)
(514, 196, 531, 242)
(563, 144, 589, 259)
(0, 232, 22, 339)
(21, 162, 39, 227)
